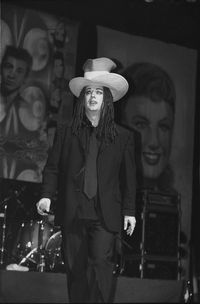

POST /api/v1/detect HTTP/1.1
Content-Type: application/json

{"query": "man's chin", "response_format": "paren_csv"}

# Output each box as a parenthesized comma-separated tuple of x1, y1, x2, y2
(1, 85, 19, 96)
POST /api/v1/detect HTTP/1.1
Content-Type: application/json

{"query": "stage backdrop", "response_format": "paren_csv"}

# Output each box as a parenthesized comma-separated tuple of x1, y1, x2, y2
(0, 4, 78, 182)
(97, 25, 197, 281)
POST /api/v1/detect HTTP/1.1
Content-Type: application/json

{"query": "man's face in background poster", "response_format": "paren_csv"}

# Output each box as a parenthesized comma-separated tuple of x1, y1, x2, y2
(1, 56, 28, 95)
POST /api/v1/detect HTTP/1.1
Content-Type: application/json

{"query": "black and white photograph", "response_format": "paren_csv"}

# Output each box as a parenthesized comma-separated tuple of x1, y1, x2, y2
(0, 0, 199, 303)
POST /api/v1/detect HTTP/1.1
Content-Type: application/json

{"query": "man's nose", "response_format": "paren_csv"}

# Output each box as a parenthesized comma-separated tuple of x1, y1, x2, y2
(8, 70, 16, 78)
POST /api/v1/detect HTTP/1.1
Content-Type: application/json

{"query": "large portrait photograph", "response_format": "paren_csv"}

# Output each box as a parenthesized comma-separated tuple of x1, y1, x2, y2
(97, 25, 197, 280)
(0, 3, 78, 183)
(0, 1, 199, 303)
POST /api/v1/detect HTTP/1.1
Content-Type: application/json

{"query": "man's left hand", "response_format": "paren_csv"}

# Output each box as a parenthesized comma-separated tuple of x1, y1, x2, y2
(124, 216, 136, 236)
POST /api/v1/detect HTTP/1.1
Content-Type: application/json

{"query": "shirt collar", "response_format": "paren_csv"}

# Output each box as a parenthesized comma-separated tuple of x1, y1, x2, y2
(82, 114, 95, 129)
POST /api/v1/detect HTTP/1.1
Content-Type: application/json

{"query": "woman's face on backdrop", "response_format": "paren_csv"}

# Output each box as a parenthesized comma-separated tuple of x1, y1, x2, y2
(123, 96, 174, 180)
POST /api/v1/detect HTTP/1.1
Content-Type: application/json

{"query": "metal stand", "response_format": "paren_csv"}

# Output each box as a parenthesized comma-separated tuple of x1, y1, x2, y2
(0, 187, 26, 267)
(37, 220, 46, 272)
(0, 201, 8, 267)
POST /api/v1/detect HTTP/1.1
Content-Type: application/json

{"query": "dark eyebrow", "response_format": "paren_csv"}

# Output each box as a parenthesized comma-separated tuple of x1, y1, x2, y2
(159, 117, 174, 124)
(4, 62, 13, 67)
(131, 115, 148, 121)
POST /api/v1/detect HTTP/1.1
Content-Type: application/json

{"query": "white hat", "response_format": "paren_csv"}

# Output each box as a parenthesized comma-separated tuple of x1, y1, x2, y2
(69, 57, 129, 102)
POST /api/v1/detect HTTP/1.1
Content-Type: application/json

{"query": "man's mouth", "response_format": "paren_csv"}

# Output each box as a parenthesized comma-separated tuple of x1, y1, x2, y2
(89, 100, 97, 105)
(5, 80, 15, 87)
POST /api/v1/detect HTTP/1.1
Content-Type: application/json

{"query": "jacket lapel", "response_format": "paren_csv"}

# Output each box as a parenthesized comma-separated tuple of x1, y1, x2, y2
(98, 126, 120, 155)
(98, 140, 108, 155)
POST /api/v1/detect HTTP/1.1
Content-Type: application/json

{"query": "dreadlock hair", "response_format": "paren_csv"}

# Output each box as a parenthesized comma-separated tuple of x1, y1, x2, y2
(72, 86, 118, 143)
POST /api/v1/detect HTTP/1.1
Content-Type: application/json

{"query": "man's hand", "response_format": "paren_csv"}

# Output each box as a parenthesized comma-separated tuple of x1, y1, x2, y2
(124, 216, 136, 236)
(36, 198, 51, 216)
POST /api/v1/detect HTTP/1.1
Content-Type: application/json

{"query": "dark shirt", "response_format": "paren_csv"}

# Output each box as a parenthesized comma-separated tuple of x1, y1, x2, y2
(77, 115, 100, 220)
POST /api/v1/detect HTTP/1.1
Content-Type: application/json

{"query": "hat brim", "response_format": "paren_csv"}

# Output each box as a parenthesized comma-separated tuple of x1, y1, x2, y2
(69, 73, 128, 102)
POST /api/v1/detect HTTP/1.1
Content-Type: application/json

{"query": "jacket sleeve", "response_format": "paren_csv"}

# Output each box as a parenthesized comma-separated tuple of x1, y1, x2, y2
(121, 130, 137, 217)
(41, 123, 66, 199)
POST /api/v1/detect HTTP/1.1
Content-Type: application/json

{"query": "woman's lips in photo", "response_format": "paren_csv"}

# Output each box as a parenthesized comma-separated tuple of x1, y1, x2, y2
(143, 152, 161, 165)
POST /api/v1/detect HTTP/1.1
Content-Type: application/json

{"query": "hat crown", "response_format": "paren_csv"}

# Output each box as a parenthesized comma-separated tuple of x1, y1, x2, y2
(69, 57, 129, 102)
(83, 57, 116, 74)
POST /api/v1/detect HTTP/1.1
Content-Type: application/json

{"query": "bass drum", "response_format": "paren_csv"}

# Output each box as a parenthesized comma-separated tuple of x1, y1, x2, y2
(45, 231, 65, 272)
(13, 220, 54, 268)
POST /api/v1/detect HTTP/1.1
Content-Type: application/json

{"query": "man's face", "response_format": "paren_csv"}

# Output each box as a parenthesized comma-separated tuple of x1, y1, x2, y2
(84, 85, 104, 113)
(1, 56, 28, 93)
(54, 58, 64, 78)
(55, 22, 65, 42)
(123, 96, 174, 180)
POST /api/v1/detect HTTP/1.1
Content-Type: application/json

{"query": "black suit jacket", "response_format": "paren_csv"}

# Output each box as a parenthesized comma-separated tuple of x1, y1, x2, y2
(41, 120, 136, 232)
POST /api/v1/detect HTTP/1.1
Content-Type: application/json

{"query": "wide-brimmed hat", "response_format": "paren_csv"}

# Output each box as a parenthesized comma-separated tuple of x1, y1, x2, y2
(69, 57, 129, 102)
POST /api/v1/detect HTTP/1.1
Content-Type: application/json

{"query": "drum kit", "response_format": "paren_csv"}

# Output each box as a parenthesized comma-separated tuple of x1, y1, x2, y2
(0, 187, 65, 273)
(13, 219, 64, 272)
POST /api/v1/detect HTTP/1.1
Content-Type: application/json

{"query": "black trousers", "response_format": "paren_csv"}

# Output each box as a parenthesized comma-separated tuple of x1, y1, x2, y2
(61, 219, 117, 303)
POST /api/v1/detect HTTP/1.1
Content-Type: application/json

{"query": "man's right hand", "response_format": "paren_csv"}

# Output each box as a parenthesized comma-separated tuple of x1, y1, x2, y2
(36, 198, 51, 216)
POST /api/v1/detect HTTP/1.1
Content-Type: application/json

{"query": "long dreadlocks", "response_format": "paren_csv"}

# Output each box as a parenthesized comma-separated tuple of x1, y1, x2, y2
(72, 86, 118, 143)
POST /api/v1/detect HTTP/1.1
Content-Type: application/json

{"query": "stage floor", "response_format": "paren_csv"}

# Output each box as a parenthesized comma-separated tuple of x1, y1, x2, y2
(0, 270, 184, 303)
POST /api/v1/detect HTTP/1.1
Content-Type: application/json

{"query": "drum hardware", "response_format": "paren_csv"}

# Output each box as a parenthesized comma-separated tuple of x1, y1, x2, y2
(0, 186, 26, 207)
(18, 247, 37, 266)
(0, 186, 27, 267)
(14, 226, 65, 272)
(12, 219, 54, 270)
(9, 212, 64, 272)
(37, 220, 46, 272)
(45, 230, 64, 272)
(14, 220, 50, 272)
(0, 202, 8, 266)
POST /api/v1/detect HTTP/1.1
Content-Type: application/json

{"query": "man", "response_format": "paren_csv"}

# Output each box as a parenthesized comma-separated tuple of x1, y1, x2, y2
(0, 45, 33, 141)
(49, 51, 68, 113)
(0, 45, 48, 182)
(51, 20, 67, 51)
(36, 57, 137, 303)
